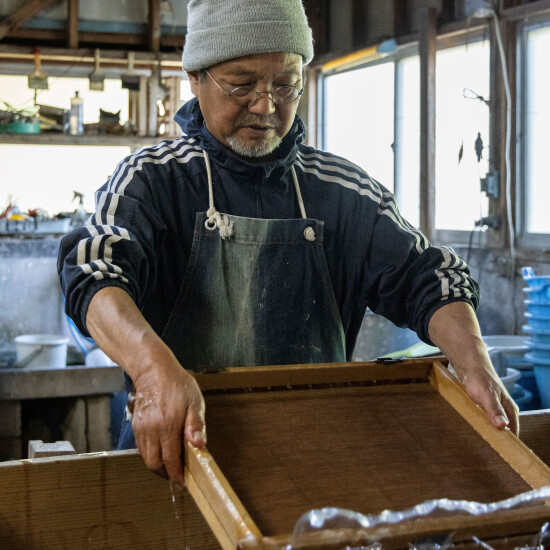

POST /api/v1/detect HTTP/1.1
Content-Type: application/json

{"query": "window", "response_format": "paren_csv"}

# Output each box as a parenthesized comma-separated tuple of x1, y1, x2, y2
(320, 54, 420, 225)
(519, 19, 550, 238)
(322, 61, 395, 191)
(434, 39, 491, 233)
(395, 55, 420, 227)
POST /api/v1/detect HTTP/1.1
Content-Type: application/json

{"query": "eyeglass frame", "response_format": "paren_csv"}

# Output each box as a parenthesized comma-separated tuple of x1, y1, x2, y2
(203, 69, 304, 106)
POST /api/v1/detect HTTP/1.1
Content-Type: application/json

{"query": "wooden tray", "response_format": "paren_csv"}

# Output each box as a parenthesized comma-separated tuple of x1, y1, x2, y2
(1, 359, 549, 549)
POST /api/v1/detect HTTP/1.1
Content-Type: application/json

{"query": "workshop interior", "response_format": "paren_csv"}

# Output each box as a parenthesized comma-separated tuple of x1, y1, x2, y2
(1, 0, 550, 548)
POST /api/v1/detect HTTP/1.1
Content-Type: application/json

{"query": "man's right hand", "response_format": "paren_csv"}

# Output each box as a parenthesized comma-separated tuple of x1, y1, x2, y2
(131, 349, 206, 487)
(85, 286, 207, 488)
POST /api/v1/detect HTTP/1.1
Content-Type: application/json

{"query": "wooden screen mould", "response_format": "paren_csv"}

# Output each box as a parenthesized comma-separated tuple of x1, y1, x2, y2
(0, 358, 549, 550)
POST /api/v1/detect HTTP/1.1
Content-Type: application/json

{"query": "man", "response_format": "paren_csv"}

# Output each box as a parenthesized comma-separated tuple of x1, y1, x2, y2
(58, 0, 518, 488)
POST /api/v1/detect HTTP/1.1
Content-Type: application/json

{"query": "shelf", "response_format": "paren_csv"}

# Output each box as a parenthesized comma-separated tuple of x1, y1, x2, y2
(0, 132, 175, 148)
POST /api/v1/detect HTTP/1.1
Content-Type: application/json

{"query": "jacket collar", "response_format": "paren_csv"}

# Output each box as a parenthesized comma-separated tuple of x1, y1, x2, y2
(174, 98, 305, 178)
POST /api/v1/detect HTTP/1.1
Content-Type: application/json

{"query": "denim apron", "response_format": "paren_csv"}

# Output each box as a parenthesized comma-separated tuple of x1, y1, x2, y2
(118, 150, 346, 448)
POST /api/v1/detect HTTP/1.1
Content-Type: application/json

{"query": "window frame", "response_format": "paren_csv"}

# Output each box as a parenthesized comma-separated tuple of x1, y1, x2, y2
(319, 54, 398, 193)
(516, 14, 550, 248)
(318, 44, 419, 214)
(318, 31, 493, 243)
(431, 30, 492, 246)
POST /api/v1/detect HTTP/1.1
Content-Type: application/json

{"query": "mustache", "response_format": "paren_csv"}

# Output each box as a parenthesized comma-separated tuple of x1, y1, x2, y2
(236, 114, 282, 129)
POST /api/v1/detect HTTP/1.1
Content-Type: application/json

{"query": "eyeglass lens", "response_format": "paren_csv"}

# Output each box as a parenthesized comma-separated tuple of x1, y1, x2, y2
(230, 86, 300, 105)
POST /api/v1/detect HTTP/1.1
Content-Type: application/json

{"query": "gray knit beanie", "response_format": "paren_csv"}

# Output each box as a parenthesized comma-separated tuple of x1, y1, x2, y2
(181, 0, 314, 71)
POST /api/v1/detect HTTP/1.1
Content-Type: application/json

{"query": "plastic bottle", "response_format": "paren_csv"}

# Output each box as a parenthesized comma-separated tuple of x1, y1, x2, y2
(72, 191, 88, 226)
(69, 91, 84, 135)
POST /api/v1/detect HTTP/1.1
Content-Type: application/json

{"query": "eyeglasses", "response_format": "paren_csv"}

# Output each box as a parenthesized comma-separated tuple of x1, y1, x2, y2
(204, 69, 303, 106)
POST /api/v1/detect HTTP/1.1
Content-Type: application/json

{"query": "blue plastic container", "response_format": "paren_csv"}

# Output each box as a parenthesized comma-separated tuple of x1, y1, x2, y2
(527, 348, 550, 361)
(525, 352, 550, 366)
(524, 312, 550, 329)
(511, 384, 535, 411)
(534, 365, 550, 409)
(517, 369, 539, 403)
(522, 267, 550, 304)
(523, 324, 550, 346)
(526, 339, 550, 350)
(524, 300, 550, 318)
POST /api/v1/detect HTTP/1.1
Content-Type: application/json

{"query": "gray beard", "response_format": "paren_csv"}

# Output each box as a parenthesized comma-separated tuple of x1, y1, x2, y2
(226, 113, 283, 159)
(226, 134, 282, 159)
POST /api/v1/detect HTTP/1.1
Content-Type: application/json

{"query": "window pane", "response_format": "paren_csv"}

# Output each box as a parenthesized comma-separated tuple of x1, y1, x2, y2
(525, 23, 550, 234)
(323, 63, 395, 190)
(395, 55, 420, 227)
(0, 145, 131, 215)
(435, 41, 490, 231)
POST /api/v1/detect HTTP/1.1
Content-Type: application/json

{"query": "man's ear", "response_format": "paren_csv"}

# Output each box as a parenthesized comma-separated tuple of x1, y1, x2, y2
(187, 71, 200, 97)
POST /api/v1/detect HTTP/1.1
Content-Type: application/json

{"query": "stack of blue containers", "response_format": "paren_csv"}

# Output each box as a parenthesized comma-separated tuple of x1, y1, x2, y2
(522, 266, 550, 409)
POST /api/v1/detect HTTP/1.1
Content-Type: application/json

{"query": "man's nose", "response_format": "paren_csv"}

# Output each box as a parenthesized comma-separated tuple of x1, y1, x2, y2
(248, 91, 276, 115)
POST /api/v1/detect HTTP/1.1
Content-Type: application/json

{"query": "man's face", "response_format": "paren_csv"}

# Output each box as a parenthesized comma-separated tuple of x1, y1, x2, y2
(188, 52, 303, 161)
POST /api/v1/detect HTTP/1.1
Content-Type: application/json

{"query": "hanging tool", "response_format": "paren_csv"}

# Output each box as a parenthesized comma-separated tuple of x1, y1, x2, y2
(475, 132, 484, 162)
(28, 47, 48, 91)
(89, 49, 105, 91)
(121, 52, 140, 91)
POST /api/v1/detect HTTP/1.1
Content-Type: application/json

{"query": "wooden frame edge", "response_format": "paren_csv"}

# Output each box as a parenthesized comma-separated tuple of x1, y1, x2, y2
(184, 467, 235, 550)
(429, 361, 550, 488)
(191, 359, 436, 391)
(185, 441, 263, 547)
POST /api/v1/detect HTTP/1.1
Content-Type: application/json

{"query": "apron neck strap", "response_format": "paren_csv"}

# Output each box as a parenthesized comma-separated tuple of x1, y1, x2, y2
(290, 164, 308, 219)
(202, 150, 309, 225)
(203, 150, 234, 239)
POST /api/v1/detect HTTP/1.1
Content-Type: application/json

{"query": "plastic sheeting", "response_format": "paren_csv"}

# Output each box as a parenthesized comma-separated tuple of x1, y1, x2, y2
(287, 486, 550, 549)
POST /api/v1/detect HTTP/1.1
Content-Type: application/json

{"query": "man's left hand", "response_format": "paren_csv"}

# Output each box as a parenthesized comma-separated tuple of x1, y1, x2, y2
(428, 301, 520, 436)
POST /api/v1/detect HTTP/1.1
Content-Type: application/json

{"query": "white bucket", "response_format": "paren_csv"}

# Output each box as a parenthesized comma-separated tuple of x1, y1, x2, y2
(14, 334, 69, 369)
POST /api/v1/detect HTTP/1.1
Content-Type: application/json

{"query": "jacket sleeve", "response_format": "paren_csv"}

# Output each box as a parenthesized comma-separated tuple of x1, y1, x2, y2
(57, 158, 165, 337)
(362, 185, 480, 345)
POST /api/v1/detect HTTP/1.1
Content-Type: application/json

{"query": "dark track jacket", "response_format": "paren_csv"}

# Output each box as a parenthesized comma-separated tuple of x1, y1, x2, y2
(57, 98, 479, 360)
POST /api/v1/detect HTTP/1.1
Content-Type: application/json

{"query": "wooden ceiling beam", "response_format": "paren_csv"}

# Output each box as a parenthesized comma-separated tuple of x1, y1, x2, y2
(0, 44, 184, 69)
(0, 0, 60, 41)
(7, 27, 147, 46)
(5, 27, 185, 50)
(67, 0, 79, 49)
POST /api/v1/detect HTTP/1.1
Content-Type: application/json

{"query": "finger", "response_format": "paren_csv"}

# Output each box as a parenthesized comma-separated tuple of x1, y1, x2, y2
(502, 397, 520, 436)
(473, 386, 510, 430)
(184, 405, 207, 448)
(160, 433, 186, 487)
(138, 430, 166, 474)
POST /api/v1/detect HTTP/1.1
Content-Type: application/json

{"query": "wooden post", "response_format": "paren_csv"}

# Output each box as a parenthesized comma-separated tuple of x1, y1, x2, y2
(419, 3, 437, 241)
(162, 76, 182, 138)
(61, 398, 87, 453)
(67, 0, 79, 49)
(393, 0, 409, 37)
(148, 66, 160, 137)
(86, 396, 112, 452)
(149, 0, 161, 52)
(306, 66, 319, 149)
(0, 401, 22, 460)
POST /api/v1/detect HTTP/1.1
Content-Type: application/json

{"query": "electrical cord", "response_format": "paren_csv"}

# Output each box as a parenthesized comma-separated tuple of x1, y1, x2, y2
(489, 8, 516, 273)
